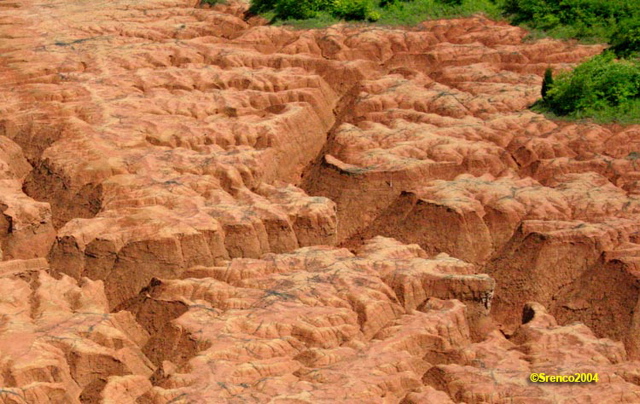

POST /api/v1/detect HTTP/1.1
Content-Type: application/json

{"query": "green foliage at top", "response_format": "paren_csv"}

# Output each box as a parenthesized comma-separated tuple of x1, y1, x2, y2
(333, 0, 378, 20)
(251, 0, 502, 27)
(609, 18, 640, 58)
(502, 0, 639, 48)
(375, 0, 501, 26)
(200, 0, 226, 5)
(250, 0, 639, 56)
(541, 67, 554, 99)
(251, 0, 379, 22)
(504, 0, 640, 124)
(534, 52, 640, 124)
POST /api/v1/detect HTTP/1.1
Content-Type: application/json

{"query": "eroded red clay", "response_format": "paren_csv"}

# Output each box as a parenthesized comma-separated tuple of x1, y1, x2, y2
(1, 0, 639, 402)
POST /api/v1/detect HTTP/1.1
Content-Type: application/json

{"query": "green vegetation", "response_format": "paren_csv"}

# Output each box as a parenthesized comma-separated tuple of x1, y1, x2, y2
(609, 18, 640, 58)
(374, 0, 502, 27)
(250, 0, 377, 22)
(503, 0, 640, 123)
(541, 67, 554, 99)
(250, 0, 503, 28)
(250, 0, 639, 49)
(200, 0, 226, 5)
(535, 53, 640, 124)
(502, 0, 639, 45)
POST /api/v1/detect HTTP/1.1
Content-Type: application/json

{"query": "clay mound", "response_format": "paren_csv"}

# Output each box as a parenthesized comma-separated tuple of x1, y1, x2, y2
(486, 219, 640, 336)
(0, 136, 55, 260)
(426, 302, 640, 403)
(48, 177, 337, 308)
(345, 171, 640, 265)
(343, 174, 570, 264)
(118, 236, 492, 402)
(0, 260, 153, 403)
(551, 243, 640, 360)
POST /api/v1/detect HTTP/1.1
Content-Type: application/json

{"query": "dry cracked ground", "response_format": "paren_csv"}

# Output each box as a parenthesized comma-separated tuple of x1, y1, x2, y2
(1, 0, 640, 402)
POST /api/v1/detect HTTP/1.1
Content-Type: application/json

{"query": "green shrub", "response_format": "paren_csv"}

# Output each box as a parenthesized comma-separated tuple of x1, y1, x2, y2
(274, 0, 323, 19)
(502, 0, 638, 43)
(502, 0, 559, 27)
(249, 0, 279, 13)
(610, 18, 640, 58)
(253, 0, 501, 24)
(256, 0, 383, 22)
(537, 52, 640, 123)
(541, 67, 554, 99)
(333, 0, 376, 20)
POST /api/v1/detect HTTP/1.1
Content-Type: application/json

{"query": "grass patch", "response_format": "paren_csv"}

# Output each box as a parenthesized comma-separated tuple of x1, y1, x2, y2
(502, 0, 640, 48)
(201, 0, 227, 5)
(375, 0, 503, 27)
(533, 99, 640, 125)
(254, 0, 505, 30)
(271, 11, 343, 29)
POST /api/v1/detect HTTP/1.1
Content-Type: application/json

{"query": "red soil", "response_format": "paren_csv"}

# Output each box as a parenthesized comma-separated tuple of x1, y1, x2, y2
(1, 0, 639, 402)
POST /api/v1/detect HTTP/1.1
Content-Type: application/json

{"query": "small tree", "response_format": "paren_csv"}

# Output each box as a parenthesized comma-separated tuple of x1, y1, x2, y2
(541, 67, 554, 100)
(333, 0, 376, 21)
(274, 0, 328, 19)
(610, 18, 640, 59)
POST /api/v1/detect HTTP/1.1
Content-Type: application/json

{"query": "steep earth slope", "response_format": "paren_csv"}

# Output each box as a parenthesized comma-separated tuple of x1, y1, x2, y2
(1, 0, 640, 402)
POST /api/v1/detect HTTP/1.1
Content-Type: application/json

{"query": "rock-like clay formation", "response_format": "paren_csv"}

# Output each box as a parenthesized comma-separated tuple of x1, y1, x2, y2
(1, 0, 640, 401)
(0, 259, 153, 403)
(118, 236, 493, 402)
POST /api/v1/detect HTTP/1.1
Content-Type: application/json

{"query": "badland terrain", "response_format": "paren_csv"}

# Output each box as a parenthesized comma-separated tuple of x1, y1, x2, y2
(1, 0, 640, 402)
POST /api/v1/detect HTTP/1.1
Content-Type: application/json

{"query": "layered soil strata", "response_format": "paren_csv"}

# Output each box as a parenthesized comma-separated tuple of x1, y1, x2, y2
(1, 0, 640, 402)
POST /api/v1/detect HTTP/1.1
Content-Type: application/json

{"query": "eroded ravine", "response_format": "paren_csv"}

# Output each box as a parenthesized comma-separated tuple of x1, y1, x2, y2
(1, 0, 640, 402)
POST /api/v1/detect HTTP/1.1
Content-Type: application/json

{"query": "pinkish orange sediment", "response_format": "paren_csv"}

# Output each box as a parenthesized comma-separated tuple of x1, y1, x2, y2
(1, 0, 639, 402)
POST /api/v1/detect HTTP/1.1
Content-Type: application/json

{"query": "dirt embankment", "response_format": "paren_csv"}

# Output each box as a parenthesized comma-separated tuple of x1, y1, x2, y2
(1, 0, 640, 402)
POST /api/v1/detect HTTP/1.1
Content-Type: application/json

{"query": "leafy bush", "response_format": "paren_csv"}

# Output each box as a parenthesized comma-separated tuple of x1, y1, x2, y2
(502, 0, 559, 27)
(252, 0, 501, 24)
(610, 18, 640, 58)
(333, 0, 376, 20)
(541, 67, 554, 99)
(253, 0, 379, 21)
(273, 0, 326, 19)
(250, 0, 279, 13)
(503, 0, 639, 123)
(536, 52, 640, 123)
(502, 0, 639, 44)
